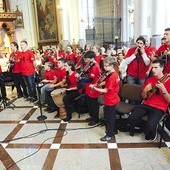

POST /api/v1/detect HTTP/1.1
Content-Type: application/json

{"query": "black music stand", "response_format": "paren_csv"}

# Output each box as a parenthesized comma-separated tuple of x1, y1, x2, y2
(36, 83, 47, 121)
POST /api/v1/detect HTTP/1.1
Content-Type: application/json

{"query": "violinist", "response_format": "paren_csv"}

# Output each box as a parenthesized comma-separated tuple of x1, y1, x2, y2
(127, 59, 170, 141)
(90, 56, 120, 141)
(77, 51, 101, 126)
(9, 42, 28, 98)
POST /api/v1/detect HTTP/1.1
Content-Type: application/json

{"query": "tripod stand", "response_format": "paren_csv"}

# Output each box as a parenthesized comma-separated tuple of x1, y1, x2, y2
(36, 83, 47, 121)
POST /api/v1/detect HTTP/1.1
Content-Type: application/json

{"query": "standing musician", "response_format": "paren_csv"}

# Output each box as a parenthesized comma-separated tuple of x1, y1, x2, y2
(125, 36, 150, 85)
(127, 59, 170, 141)
(9, 42, 28, 98)
(62, 60, 80, 122)
(20, 40, 37, 102)
(90, 56, 120, 141)
(154, 28, 170, 74)
(77, 51, 101, 126)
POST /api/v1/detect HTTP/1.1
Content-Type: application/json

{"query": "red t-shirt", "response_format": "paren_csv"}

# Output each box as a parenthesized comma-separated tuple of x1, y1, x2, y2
(104, 72, 120, 106)
(20, 50, 35, 76)
(9, 51, 22, 73)
(142, 76, 170, 112)
(55, 68, 66, 82)
(156, 44, 170, 74)
(85, 62, 101, 98)
(95, 55, 103, 66)
(145, 46, 156, 56)
(67, 71, 78, 90)
(0, 65, 2, 73)
(44, 69, 56, 80)
(125, 47, 150, 79)
(65, 53, 76, 64)
(58, 51, 65, 59)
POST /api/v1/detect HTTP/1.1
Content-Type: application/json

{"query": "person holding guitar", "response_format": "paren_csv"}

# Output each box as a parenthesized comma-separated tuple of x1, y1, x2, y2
(127, 59, 170, 141)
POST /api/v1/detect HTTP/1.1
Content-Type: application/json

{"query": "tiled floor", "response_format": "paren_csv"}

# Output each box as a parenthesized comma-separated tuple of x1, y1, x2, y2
(0, 90, 170, 170)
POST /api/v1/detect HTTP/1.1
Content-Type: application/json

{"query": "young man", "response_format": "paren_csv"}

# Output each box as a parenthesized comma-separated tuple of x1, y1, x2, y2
(155, 28, 170, 74)
(20, 40, 37, 102)
(125, 36, 150, 85)
(127, 59, 170, 141)
(90, 56, 120, 141)
(9, 42, 28, 98)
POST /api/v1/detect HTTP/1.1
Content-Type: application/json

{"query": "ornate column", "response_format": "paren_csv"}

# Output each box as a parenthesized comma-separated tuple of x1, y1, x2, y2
(134, 0, 148, 39)
(151, 0, 166, 48)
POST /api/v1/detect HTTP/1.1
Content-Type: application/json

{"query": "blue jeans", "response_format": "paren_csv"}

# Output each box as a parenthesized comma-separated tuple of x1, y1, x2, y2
(23, 74, 37, 98)
(127, 75, 145, 85)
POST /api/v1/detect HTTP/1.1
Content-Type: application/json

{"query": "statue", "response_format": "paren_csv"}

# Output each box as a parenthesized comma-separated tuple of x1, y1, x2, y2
(0, 0, 4, 13)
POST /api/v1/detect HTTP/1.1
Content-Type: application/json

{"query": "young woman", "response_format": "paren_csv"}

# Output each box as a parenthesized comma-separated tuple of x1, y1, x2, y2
(63, 60, 80, 122)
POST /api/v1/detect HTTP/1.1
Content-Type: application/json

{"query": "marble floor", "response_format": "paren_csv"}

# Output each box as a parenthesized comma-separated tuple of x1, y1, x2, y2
(0, 89, 170, 170)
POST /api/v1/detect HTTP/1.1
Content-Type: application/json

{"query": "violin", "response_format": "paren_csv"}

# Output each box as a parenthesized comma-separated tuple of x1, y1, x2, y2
(146, 74, 170, 98)
(94, 70, 112, 87)
(79, 60, 95, 77)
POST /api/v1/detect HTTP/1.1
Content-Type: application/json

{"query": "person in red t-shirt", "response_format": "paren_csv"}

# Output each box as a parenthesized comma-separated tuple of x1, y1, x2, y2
(44, 58, 66, 115)
(65, 45, 76, 64)
(90, 56, 120, 141)
(155, 28, 170, 74)
(125, 36, 150, 85)
(93, 45, 104, 69)
(77, 51, 101, 126)
(127, 59, 170, 141)
(20, 40, 37, 102)
(37, 62, 56, 105)
(9, 42, 28, 98)
(62, 60, 80, 122)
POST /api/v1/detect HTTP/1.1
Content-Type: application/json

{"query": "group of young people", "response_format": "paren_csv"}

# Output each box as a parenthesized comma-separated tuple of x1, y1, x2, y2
(0, 27, 170, 142)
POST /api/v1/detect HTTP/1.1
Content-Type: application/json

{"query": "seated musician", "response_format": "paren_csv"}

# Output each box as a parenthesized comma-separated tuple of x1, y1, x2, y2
(44, 58, 66, 115)
(90, 56, 120, 141)
(62, 61, 80, 122)
(36, 62, 55, 105)
(127, 59, 170, 141)
(77, 51, 101, 126)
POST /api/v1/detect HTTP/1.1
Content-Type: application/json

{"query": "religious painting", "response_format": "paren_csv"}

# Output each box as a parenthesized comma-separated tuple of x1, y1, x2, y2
(34, 0, 58, 43)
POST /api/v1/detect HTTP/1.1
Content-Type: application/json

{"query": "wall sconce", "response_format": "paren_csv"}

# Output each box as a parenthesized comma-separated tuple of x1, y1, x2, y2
(128, 5, 134, 13)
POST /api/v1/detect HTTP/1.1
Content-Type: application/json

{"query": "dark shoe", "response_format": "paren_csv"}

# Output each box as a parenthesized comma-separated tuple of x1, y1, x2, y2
(48, 108, 57, 113)
(31, 97, 37, 102)
(17, 95, 23, 98)
(63, 116, 72, 122)
(100, 135, 112, 141)
(145, 133, 151, 140)
(44, 107, 50, 112)
(86, 117, 92, 122)
(23, 95, 29, 99)
(88, 120, 99, 126)
(150, 130, 158, 141)
(25, 97, 31, 101)
(2, 97, 10, 101)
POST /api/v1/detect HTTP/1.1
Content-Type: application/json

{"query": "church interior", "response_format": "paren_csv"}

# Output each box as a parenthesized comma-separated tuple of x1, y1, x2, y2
(0, 0, 170, 170)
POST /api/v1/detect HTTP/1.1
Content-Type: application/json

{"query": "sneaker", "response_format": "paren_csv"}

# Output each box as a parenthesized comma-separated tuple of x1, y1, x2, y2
(100, 135, 112, 141)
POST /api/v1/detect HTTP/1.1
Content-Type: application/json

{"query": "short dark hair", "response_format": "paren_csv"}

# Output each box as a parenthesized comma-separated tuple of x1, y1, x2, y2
(11, 42, 19, 50)
(83, 51, 96, 58)
(136, 36, 146, 45)
(20, 40, 28, 44)
(58, 58, 66, 63)
(165, 28, 170, 32)
(152, 59, 165, 68)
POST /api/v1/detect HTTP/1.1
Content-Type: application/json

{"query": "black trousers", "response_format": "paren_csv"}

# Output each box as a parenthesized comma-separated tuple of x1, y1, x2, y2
(0, 74, 6, 99)
(63, 90, 80, 117)
(104, 105, 116, 137)
(127, 104, 164, 133)
(13, 73, 28, 97)
(86, 95, 100, 122)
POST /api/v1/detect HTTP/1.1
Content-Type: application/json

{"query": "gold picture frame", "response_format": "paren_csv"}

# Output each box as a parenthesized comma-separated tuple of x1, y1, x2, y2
(14, 6, 24, 28)
(34, 0, 58, 43)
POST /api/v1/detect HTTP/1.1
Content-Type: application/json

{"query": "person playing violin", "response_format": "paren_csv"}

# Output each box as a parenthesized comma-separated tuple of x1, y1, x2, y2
(90, 56, 120, 141)
(127, 59, 170, 141)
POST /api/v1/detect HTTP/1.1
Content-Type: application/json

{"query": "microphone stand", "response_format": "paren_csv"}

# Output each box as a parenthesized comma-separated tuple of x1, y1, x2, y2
(36, 83, 47, 121)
